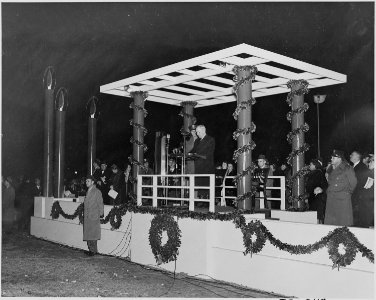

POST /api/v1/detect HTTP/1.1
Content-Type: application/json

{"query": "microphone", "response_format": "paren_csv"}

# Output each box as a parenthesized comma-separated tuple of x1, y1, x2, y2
(166, 134, 170, 146)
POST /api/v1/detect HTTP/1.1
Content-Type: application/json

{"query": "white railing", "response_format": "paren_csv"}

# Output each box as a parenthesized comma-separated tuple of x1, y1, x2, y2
(215, 176, 286, 210)
(137, 174, 215, 212)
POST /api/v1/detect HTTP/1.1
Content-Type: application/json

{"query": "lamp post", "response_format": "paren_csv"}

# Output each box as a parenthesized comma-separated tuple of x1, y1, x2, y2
(313, 95, 326, 158)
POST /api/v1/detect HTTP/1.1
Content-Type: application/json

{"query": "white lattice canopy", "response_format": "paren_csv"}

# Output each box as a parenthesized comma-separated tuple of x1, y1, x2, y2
(100, 43, 346, 107)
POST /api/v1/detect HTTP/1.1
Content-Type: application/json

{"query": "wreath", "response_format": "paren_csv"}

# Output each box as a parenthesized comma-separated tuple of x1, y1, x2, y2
(242, 220, 266, 256)
(328, 229, 357, 270)
(149, 214, 182, 264)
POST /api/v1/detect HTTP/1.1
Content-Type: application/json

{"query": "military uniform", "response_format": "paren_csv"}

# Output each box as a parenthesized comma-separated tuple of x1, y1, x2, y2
(324, 162, 357, 226)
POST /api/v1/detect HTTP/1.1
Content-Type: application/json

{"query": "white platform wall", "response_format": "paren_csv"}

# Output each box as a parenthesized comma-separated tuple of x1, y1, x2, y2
(31, 197, 374, 298)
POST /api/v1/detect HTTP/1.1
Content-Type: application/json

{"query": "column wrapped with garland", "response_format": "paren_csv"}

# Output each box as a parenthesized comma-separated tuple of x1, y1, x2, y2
(232, 66, 258, 210)
(179, 101, 197, 136)
(286, 80, 310, 210)
(128, 91, 148, 201)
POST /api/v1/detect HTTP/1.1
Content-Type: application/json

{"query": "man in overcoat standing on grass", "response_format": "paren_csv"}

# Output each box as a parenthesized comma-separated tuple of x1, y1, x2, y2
(83, 175, 104, 256)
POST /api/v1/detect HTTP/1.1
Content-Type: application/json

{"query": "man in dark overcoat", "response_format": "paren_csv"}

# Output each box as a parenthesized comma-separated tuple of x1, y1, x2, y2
(83, 175, 104, 256)
(349, 150, 369, 226)
(189, 125, 215, 198)
(324, 150, 357, 226)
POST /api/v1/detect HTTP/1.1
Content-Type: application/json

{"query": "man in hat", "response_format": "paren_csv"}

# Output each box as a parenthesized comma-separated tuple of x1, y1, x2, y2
(349, 150, 369, 226)
(252, 154, 271, 209)
(83, 175, 104, 256)
(324, 150, 357, 226)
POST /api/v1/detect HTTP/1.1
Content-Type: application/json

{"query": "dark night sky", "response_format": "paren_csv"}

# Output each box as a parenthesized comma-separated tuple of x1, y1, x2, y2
(1, 2, 374, 179)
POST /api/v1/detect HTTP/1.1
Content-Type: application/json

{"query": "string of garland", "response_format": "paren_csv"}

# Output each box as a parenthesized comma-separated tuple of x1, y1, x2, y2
(286, 79, 309, 106)
(50, 201, 84, 224)
(130, 137, 148, 152)
(287, 143, 310, 165)
(233, 141, 257, 162)
(287, 123, 310, 144)
(129, 102, 148, 117)
(286, 165, 311, 188)
(239, 220, 374, 269)
(149, 214, 181, 264)
(287, 103, 309, 122)
(233, 164, 257, 185)
(179, 101, 197, 136)
(232, 66, 258, 93)
(51, 201, 374, 268)
(232, 123, 256, 140)
(129, 119, 148, 135)
(232, 98, 257, 120)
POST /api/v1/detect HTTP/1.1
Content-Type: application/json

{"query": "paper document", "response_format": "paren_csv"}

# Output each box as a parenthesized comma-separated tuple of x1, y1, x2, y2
(364, 177, 374, 189)
(108, 189, 118, 199)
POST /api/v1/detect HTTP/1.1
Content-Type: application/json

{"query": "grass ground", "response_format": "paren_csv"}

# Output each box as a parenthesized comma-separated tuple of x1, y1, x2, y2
(1, 228, 286, 298)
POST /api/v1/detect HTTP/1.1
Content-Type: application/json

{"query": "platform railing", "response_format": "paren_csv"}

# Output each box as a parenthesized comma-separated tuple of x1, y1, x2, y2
(215, 176, 286, 210)
(137, 174, 216, 212)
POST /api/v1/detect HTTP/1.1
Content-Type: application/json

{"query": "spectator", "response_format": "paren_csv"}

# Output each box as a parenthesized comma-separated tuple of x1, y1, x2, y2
(98, 161, 112, 205)
(83, 175, 104, 256)
(109, 164, 125, 205)
(2, 176, 16, 233)
(349, 150, 369, 226)
(252, 154, 270, 209)
(92, 159, 102, 182)
(324, 150, 357, 226)
(305, 159, 328, 223)
(358, 155, 374, 228)
(32, 178, 42, 197)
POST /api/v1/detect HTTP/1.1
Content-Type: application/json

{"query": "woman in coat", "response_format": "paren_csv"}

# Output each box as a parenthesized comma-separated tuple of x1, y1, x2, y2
(305, 159, 328, 223)
(324, 150, 357, 226)
(83, 175, 104, 256)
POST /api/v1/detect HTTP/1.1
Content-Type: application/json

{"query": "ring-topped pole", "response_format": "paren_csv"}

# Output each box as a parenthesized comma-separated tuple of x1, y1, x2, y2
(54, 87, 68, 198)
(286, 80, 310, 210)
(232, 66, 258, 210)
(129, 90, 148, 200)
(42, 66, 56, 197)
(86, 96, 99, 176)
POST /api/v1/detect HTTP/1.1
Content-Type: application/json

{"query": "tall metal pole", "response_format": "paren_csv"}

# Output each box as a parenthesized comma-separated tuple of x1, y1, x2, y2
(233, 66, 257, 210)
(42, 67, 56, 197)
(54, 88, 68, 198)
(313, 95, 326, 159)
(87, 96, 99, 175)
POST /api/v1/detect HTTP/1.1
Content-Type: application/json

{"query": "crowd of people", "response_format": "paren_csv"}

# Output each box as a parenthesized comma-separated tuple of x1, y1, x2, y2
(2, 175, 42, 233)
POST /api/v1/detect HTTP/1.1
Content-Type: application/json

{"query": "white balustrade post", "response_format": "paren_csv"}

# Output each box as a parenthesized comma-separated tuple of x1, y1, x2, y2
(189, 175, 195, 211)
(280, 176, 286, 210)
(209, 174, 215, 212)
(137, 175, 142, 206)
(152, 175, 158, 207)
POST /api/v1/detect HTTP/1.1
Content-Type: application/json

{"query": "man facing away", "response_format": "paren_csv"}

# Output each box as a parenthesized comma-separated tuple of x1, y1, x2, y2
(349, 150, 369, 226)
(83, 175, 104, 256)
